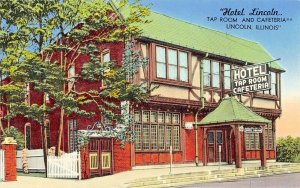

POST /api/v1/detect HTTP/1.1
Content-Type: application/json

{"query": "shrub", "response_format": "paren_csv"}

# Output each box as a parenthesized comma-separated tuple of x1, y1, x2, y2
(276, 136, 300, 163)
(3, 126, 25, 150)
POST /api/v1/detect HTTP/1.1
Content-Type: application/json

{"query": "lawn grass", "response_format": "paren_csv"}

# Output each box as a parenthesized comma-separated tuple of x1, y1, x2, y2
(17, 172, 46, 178)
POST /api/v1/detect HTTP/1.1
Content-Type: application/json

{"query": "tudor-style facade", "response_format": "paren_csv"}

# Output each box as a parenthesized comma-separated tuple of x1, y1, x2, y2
(0, 1, 284, 176)
(130, 38, 282, 167)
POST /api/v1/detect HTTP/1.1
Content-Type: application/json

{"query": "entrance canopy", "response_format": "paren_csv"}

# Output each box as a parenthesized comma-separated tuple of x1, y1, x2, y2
(199, 97, 271, 126)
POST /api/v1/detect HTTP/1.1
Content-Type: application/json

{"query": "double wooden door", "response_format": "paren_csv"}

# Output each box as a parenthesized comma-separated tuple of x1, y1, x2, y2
(89, 138, 113, 176)
(207, 130, 226, 163)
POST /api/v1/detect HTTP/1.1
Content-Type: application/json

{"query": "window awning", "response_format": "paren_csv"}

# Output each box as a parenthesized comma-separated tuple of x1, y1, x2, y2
(198, 97, 271, 126)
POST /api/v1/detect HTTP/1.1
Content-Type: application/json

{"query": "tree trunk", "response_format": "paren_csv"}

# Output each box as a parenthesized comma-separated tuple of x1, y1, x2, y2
(0, 117, 4, 134)
(55, 108, 64, 156)
(42, 124, 48, 177)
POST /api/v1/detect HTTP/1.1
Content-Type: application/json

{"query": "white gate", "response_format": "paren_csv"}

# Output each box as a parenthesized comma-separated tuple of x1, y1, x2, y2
(0, 150, 4, 181)
(47, 152, 81, 179)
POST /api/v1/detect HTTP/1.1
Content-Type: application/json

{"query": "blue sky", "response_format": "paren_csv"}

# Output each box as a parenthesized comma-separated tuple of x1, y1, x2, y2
(141, 0, 300, 97)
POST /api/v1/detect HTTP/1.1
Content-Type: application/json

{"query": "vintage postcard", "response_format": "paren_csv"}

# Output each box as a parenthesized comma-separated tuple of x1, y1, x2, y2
(0, 0, 299, 187)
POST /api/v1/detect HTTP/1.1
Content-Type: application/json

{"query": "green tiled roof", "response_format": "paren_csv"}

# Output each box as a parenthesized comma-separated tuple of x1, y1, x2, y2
(199, 97, 271, 125)
(117, 5, 284, 71)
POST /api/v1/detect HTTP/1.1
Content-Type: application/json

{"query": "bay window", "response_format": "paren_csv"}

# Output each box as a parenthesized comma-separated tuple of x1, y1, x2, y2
(134, 110, 181, 151)
(155, 46, 189, 82)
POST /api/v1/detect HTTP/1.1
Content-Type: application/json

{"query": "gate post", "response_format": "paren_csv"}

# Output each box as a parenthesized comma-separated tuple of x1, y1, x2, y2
(80, 145, 90, 179)
(1, 137, 17, 181)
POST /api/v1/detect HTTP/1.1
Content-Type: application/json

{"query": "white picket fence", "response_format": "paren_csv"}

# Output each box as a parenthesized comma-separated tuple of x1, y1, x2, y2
(0, 150, 4, 181)
(47, 151, 81, 179)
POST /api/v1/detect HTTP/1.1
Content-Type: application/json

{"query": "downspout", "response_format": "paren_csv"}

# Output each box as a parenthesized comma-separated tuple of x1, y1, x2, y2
(195, 53, 208, 166)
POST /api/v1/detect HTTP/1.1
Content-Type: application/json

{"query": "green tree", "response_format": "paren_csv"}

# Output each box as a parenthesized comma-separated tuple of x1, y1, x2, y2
(3, 126, 25, 150)
(0, 0, 151, 176)
(277, 136, 300, 162)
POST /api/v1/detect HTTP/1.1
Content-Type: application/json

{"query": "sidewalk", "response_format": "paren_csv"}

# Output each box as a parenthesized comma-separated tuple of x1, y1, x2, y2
(0, 162, 296, 188)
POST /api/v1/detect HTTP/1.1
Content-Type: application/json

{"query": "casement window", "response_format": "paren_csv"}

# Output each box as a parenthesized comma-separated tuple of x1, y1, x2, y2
(155, 46, 189, 82)
(212, 61, 220, 88)
(264, 124, 274, 149)
(69, 119, 78, 152)
(245, 132, 260, 150)
(25, 124, 31, 149)
(203, 59, 211, 87)
(203, 59, 220, 88)
(102, 51, 110, 63)
(179, 52, 188, 82)
(101, 50, 110, 87)
(134, 110, 181, 151)
(223, 64, 231, 90)
(156, 46, 167, 78)
(270, 72, 277, 96)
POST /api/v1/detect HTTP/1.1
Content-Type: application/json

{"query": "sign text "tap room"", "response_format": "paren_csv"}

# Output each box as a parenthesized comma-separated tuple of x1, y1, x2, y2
(232, 63, 271, 94)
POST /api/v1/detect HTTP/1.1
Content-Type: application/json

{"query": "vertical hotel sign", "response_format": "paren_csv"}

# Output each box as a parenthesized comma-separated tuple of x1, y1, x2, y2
(232, 63, 270, 94)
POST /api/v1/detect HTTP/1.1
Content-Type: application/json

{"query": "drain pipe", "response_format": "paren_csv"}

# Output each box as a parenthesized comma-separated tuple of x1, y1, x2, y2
(195, 53, 208, 166)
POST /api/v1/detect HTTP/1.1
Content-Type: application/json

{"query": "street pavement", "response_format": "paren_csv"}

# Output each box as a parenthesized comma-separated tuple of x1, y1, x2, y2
(0, 162, 298, 188)
(183, 173, 300, 188)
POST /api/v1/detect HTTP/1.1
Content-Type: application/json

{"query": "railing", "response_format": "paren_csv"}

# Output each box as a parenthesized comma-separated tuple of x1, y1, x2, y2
(0, 150, 4, 181)
(47, 151, 81, 179)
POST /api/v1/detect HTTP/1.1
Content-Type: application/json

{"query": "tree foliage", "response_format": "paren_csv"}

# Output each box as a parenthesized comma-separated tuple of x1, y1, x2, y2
(0, 0, 151, 152)
(3, 126, 25, 150)
(276, 136, 300, 163)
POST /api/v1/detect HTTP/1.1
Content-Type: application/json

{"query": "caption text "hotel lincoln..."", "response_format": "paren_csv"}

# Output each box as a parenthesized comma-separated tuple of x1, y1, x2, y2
(207, 8, 292, 31)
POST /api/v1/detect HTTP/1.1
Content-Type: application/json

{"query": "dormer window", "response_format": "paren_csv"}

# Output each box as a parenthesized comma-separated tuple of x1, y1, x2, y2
(155, 46, 189, 82)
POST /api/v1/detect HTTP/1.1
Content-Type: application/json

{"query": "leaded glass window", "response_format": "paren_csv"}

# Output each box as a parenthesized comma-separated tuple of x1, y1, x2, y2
(134, 111, 181, 151)
(69, 119, 78, 152)
(143, 124, 150, 150)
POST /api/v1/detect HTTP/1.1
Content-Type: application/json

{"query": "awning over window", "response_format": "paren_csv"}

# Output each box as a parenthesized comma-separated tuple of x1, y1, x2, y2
(198, 97, 271, 126)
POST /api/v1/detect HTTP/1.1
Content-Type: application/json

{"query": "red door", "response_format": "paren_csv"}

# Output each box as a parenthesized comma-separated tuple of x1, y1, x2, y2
(207, 130, 225, 163)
